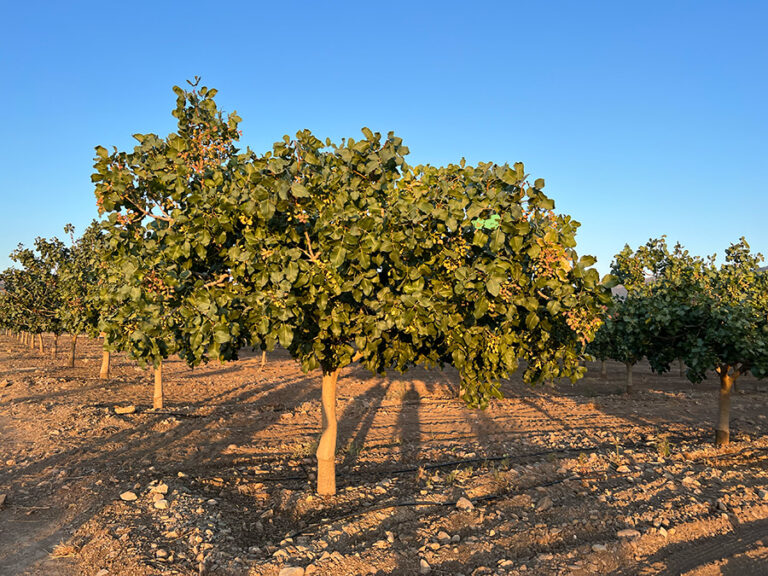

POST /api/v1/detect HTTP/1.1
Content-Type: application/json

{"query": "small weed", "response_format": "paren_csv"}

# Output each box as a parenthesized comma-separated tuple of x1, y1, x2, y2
(609, 436, 623, 465)
(344, 439, 365, 460)
(657, 435, 671, 458)
(491, 465, 511, 491)
(292, 435, 320, 459)
(445, 469, 460, 485)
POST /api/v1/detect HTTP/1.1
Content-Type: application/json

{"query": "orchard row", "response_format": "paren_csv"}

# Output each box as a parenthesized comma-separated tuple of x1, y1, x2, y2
(1, 81, 766, 495)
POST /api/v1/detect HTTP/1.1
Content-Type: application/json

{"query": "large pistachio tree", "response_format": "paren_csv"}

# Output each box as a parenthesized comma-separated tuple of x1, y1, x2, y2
(94, 83, 613, 494)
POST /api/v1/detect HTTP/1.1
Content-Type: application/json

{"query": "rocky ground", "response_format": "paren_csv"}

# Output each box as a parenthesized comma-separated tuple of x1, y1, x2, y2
(0, 334, 767, 576)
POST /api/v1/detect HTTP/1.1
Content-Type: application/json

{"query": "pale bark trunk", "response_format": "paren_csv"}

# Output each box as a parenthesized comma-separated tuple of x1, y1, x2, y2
(52, 334, 58, 359)
(38, 334, 44, 354)
(316, 368, 340, 496)
(100, 350, 111, 379)
(625, 362, 633, 394)
(600, 360, 607, 379)
(261, 350, 266, 368)
(29, 333, 35, 350)
(153, 361, 164, 409)
(68, 334, 77, 368)
(716, 372, 734, 446)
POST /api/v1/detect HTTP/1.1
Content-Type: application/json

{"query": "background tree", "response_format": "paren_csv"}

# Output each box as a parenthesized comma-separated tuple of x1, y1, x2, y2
(1, 238, 67, 352)
(59, 222, 111, 373)
(587, 295, 649, 393)
(93, 80, 247, 408)
(615, 237, 768, 445)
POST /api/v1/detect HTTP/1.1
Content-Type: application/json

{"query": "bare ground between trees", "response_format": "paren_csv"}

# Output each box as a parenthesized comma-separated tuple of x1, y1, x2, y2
(0, 335, 767, 576)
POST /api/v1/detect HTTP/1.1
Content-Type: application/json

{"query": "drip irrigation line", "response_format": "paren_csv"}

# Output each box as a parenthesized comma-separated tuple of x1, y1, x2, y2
(287, 469, 617, 539)
(244, 431, 711, 484)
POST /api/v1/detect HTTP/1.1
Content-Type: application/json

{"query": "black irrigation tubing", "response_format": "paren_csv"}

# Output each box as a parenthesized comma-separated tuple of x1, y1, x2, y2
(287, 469, 620, 539)
(245, 431, 713, 484)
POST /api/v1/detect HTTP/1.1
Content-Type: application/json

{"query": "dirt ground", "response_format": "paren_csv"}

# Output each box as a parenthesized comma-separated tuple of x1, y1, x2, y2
(0, 334, 767, 576)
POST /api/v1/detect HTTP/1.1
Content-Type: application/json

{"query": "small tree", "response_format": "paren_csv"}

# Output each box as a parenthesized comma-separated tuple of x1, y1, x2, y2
(588, 295, 647, 393)
(59, 222, 112, 374)
(2, 238, 67, 351)
(93, 80, 247, 408)
(616, 237, 768, 445)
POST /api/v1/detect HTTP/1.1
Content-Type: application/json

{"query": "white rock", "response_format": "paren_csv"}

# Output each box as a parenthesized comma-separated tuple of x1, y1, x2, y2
(119, 491, 138, 502)
(591, 543, 608, 552)
(278, 568, 305, 576)
(419, 558, 431, 574)
(455, 497, 474, 511)
(617, 528, 641, 539)
(114, 405, 136, 415)
(154, 499, 170, 510)
(436, 531, 451, 543)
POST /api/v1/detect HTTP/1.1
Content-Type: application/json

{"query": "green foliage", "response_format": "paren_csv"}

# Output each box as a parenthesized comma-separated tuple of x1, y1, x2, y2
(58, 221, 106, 339)
(0, 237, 68, 336)
(606, 236, 768, 382)
(93, 80, 246, 367)
(92, 82, 612, 404)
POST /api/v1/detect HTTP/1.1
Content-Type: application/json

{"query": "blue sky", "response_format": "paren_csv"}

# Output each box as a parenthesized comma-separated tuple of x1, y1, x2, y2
(0, 1, 765, 273)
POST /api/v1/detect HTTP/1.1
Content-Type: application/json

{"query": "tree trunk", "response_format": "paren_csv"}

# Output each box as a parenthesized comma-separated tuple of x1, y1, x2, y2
(68, 334, 78, 368)
(38, 334, 44, 354)
(52, 334, 58, 359)
(261, 350, 266, 368)
(716, 372, 734, 446)
(679, 359, 684, 378)
(316, 368, 340, 496)
(600, 360, 607, 379)
(100, 350, 111, 379)
(625, 363, 633, 394)
(153, 361, 164, 409)
(29, 333, 35, 351)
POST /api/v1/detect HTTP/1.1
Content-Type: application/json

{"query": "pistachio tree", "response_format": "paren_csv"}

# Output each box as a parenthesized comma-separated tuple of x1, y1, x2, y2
(93, 83, 613, 495)
(224, 130, 612, 494)
(58, 222, 112, 373)
(587, 295, 647, 393)
(93, 80, 247, 407)
(615, 237, 768, 445)
(1, 238, 67, 352)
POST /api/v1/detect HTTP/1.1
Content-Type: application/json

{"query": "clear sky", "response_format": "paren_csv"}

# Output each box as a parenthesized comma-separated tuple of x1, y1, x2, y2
(1, 1, 765, 273)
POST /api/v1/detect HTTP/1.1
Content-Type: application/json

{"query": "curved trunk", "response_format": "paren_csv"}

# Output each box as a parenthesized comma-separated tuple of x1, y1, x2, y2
(716, 372, 734, 446)
(600, 360, 607, 379)
(316, 368, 340, 496)
(100, 350, 111, 379)
(68, 334, 78, 368)
(153, 361, 164, 409)
(625, 362, 633, 394)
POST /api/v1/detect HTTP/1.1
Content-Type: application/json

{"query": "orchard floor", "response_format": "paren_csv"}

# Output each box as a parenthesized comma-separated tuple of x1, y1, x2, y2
(1, 335, 767, 576)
